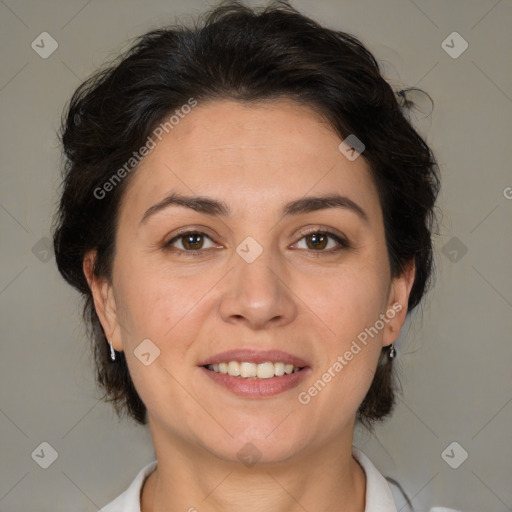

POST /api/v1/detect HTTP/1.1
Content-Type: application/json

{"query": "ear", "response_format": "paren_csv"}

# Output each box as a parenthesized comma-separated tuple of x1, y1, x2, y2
(83, 250, 123, 352)
(381, 260, 416, 347)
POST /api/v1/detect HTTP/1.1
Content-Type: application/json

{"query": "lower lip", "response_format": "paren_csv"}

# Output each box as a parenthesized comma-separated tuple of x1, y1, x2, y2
(199, 366, 310, 398)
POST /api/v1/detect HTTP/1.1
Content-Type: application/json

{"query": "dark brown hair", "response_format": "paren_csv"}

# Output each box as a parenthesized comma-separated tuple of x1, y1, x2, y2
(52, 0, 440, 429)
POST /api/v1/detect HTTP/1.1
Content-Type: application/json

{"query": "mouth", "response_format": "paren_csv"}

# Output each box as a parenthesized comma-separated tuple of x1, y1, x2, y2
(198, 349, 310, 397)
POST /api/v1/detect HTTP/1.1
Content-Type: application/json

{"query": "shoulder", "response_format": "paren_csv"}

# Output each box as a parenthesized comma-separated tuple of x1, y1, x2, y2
(99, 460, 158, 512)
(99, 453, 461, 512)
(352, 447, 462, 512)
(352, 446, 398, 511)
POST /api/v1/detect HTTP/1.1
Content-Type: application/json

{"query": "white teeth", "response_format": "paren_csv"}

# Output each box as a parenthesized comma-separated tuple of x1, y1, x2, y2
(257, 362, 275, 379)
(206, 361, 302, 378)
(240, 362, 257, 378)
(274, 362, 285, 376)
(228, 361, 241, 376)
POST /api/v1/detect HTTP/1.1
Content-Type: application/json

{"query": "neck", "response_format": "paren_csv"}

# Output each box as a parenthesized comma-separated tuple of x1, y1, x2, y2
(141, 424, 366, 512)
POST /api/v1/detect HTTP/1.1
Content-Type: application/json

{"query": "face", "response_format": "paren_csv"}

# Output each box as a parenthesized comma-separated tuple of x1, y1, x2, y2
(86, 99, 413, 465)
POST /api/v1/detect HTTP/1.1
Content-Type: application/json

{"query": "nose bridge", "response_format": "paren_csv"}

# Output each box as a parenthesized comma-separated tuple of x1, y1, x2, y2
(218, 232, 297, 329)
(236, 235, 281, 294)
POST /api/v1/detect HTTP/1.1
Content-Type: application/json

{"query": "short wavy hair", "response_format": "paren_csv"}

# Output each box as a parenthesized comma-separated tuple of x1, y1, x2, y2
(52, 0, 440, 429)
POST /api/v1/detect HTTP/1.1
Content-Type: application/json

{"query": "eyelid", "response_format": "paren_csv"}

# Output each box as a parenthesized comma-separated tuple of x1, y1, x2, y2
(164, 225, 217, 243)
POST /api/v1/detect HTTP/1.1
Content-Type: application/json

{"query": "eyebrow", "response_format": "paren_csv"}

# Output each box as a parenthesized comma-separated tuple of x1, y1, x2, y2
(139, 192, 369, 225)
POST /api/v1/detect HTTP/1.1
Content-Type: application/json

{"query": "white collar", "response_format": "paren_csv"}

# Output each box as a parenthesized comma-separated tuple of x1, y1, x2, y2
(352, 446, 398, 511)
(100, 447, 397, 512)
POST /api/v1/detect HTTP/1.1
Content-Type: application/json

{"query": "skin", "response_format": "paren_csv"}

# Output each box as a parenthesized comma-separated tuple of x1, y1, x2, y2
(84, 99, 414, 512)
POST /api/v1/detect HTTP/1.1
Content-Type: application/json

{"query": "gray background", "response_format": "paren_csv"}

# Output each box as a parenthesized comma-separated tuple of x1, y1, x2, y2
(1, 0, 511, 511)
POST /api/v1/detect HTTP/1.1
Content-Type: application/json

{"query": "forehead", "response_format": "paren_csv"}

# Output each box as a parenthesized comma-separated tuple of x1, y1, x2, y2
(119, 99, 381, 223)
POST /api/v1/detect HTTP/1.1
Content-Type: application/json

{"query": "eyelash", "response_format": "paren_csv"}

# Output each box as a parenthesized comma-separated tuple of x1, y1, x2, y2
(163, 228, 350, 256)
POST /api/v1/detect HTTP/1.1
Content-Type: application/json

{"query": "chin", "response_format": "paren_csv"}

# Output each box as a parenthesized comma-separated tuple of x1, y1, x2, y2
(198, 423, 311, 467)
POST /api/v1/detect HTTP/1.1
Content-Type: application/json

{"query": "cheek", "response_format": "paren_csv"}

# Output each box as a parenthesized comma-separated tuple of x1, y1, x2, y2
(298, 282, 384, 432)
(302, 256, 390, 345)
(112, 259, 216, 405)
(114, 255, 211, 343)
(115, 266, 207, 429)
(296, 254, 389, 407)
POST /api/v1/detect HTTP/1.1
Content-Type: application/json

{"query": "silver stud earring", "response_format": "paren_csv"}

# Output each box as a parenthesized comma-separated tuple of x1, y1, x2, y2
(110, 339, 116, 361)
(388, 344, 396, 361)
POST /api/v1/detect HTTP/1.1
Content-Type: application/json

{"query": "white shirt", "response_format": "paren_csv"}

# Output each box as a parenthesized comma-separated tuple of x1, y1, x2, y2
(99, 447, 459, 512)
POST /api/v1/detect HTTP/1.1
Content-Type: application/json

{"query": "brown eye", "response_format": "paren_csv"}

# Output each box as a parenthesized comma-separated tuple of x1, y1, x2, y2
(165, 231, 216, 252)
(181, 232, 204, 250)
(295, 230, 349, 253)
(305, 232, 329, 250)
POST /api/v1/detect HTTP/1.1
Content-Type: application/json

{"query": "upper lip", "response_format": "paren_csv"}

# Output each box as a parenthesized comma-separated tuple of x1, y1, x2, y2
(198, 349, 309, 367)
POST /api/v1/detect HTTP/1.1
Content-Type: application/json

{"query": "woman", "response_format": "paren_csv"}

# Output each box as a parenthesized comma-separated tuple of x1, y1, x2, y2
(52, 1, 454, 510)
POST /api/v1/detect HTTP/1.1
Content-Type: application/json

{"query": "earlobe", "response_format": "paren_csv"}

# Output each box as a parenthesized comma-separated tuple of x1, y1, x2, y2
(382, 260, 415, 347)
(83, 251, 121, 351)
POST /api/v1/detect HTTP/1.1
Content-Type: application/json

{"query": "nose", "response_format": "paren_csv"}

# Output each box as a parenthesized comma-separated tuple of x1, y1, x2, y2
(218, 243, 298, 331)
